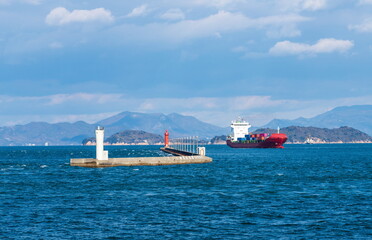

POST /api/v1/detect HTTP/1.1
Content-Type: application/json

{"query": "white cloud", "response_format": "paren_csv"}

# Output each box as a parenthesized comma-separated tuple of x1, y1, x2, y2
(358, 0, 372, 5)
(349, 18, 372, 33)
(43, 93, 124, 105)
(269, 38, 354, 56)
(160, 9, 185, 20)
(49, 42, 63, 49)
(136, 95, 292, 126)
(0, 0, 42, 5)
(0, 93, 129, 126)
(190, 0, 244, 8)
(278, 0, 327, 12)
(254, 14, 310, 27)
(0, 93, 127, 108)
(45, 7, 114, 26)
(259, 14, 309, 38)
(180, 50, 198, 61)
(0, 112, 119, 127)
(232, 41, 267, 58)
(126, 4, 150, 18)
(1, 94, 372, 127)
(169, 11, 252, 40)
(111, 11, 309, 43)
(138, 96, 287, 112)
(23, 0, 40, 4)
(301, 0, 327, 10)
(0, 94, 291, 127)
(232, 46, 247, 52)
(266, 24, 301, 38)
(164, 0, 325, 12)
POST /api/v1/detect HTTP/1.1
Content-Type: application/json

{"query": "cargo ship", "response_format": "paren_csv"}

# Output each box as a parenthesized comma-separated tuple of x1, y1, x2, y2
(226, 118, 287, 148)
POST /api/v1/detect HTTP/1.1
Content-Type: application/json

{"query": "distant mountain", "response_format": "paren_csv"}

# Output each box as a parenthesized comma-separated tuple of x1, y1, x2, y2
(254, 126, 372, 143)
(0, 112, 227, 146)
(83, 130, 163, 145)
(106, 130, 163, 145)
(97, 111, 227, 138)
(0, 121, 94, 146)
(264, 105, 372, 136)
(210, 135, 227, 144)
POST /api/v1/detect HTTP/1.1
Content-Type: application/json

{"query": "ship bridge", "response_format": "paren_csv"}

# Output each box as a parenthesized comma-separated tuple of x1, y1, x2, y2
(230, 119, 251, 141)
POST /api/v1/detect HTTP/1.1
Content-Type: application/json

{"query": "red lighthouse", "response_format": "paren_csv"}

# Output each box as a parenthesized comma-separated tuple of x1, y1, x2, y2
(164, 130, 169, 147)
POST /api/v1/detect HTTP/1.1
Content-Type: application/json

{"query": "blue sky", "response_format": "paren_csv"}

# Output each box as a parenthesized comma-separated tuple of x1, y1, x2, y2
(0, 0, 372, 127)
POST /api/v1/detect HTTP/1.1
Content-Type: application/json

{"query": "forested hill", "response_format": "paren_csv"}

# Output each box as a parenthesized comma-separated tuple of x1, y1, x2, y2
(83, 130, 163, 145)
(253, 126, 372, 143)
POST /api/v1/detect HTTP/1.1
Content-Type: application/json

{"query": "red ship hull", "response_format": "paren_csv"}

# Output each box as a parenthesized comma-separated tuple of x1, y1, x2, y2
(226, 133, 288, 148)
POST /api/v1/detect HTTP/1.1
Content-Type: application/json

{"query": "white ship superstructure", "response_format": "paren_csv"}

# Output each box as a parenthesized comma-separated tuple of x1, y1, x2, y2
(230, 118, 251, 141)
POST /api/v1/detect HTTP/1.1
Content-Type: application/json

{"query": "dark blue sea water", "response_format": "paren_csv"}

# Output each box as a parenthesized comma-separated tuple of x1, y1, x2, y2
(1, 144, 371, 239)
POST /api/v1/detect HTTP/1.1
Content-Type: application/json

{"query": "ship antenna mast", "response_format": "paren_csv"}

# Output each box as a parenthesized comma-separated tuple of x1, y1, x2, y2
(277, 126, 280, 134)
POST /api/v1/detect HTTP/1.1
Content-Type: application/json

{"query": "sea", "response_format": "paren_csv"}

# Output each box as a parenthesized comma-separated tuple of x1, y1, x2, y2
(1, 144, 371, 239)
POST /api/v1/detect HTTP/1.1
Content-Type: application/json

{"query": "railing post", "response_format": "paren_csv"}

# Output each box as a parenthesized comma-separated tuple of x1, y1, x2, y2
(197, 136, 199, 154)
(187, 137, 189, 153)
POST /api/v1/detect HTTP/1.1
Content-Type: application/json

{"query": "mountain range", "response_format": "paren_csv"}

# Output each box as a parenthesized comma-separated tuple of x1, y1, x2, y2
(0, 105, 371, 146)
(0, 112, 227, 146)
(263, 105, 372, 136)
(96, 112, 227, 138)
(83, 130, 164, 145)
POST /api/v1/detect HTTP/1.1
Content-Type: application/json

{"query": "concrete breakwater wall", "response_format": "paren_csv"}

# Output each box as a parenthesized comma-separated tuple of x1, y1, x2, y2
(71, 155, 212, 168)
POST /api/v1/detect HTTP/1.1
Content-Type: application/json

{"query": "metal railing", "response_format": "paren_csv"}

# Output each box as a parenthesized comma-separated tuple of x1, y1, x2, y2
(169, 136, 200, 155)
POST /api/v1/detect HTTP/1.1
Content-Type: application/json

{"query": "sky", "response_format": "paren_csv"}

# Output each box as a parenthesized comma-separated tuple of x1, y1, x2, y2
(0, 0, 372, 127)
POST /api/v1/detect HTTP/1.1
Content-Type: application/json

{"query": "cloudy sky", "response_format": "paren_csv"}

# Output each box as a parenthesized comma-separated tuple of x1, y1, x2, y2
(1, 0, 371, 127)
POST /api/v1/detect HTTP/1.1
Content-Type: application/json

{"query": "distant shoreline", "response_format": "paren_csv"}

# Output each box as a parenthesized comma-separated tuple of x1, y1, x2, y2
(208, 141, 372, 145)
(285, 141, 372, 144)
(1, 142, 372, 147)
(84, 142, 163, 146)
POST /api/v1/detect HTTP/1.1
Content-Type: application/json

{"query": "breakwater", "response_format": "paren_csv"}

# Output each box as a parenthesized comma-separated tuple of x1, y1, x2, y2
(70, 155, 212, 168)
(70, 128, 212, 168)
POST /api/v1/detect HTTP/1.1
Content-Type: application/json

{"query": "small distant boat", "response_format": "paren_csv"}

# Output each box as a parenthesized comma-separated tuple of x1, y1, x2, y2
(304, 137, 315, 144)
(226, 118, 287, 148)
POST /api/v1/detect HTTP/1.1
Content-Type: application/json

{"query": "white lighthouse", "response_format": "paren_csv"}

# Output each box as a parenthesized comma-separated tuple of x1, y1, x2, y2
(95, 126, 108, 160)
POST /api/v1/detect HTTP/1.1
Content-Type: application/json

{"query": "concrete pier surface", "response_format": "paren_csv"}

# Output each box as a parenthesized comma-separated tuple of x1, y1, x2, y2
(70, 155, 212, 168)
